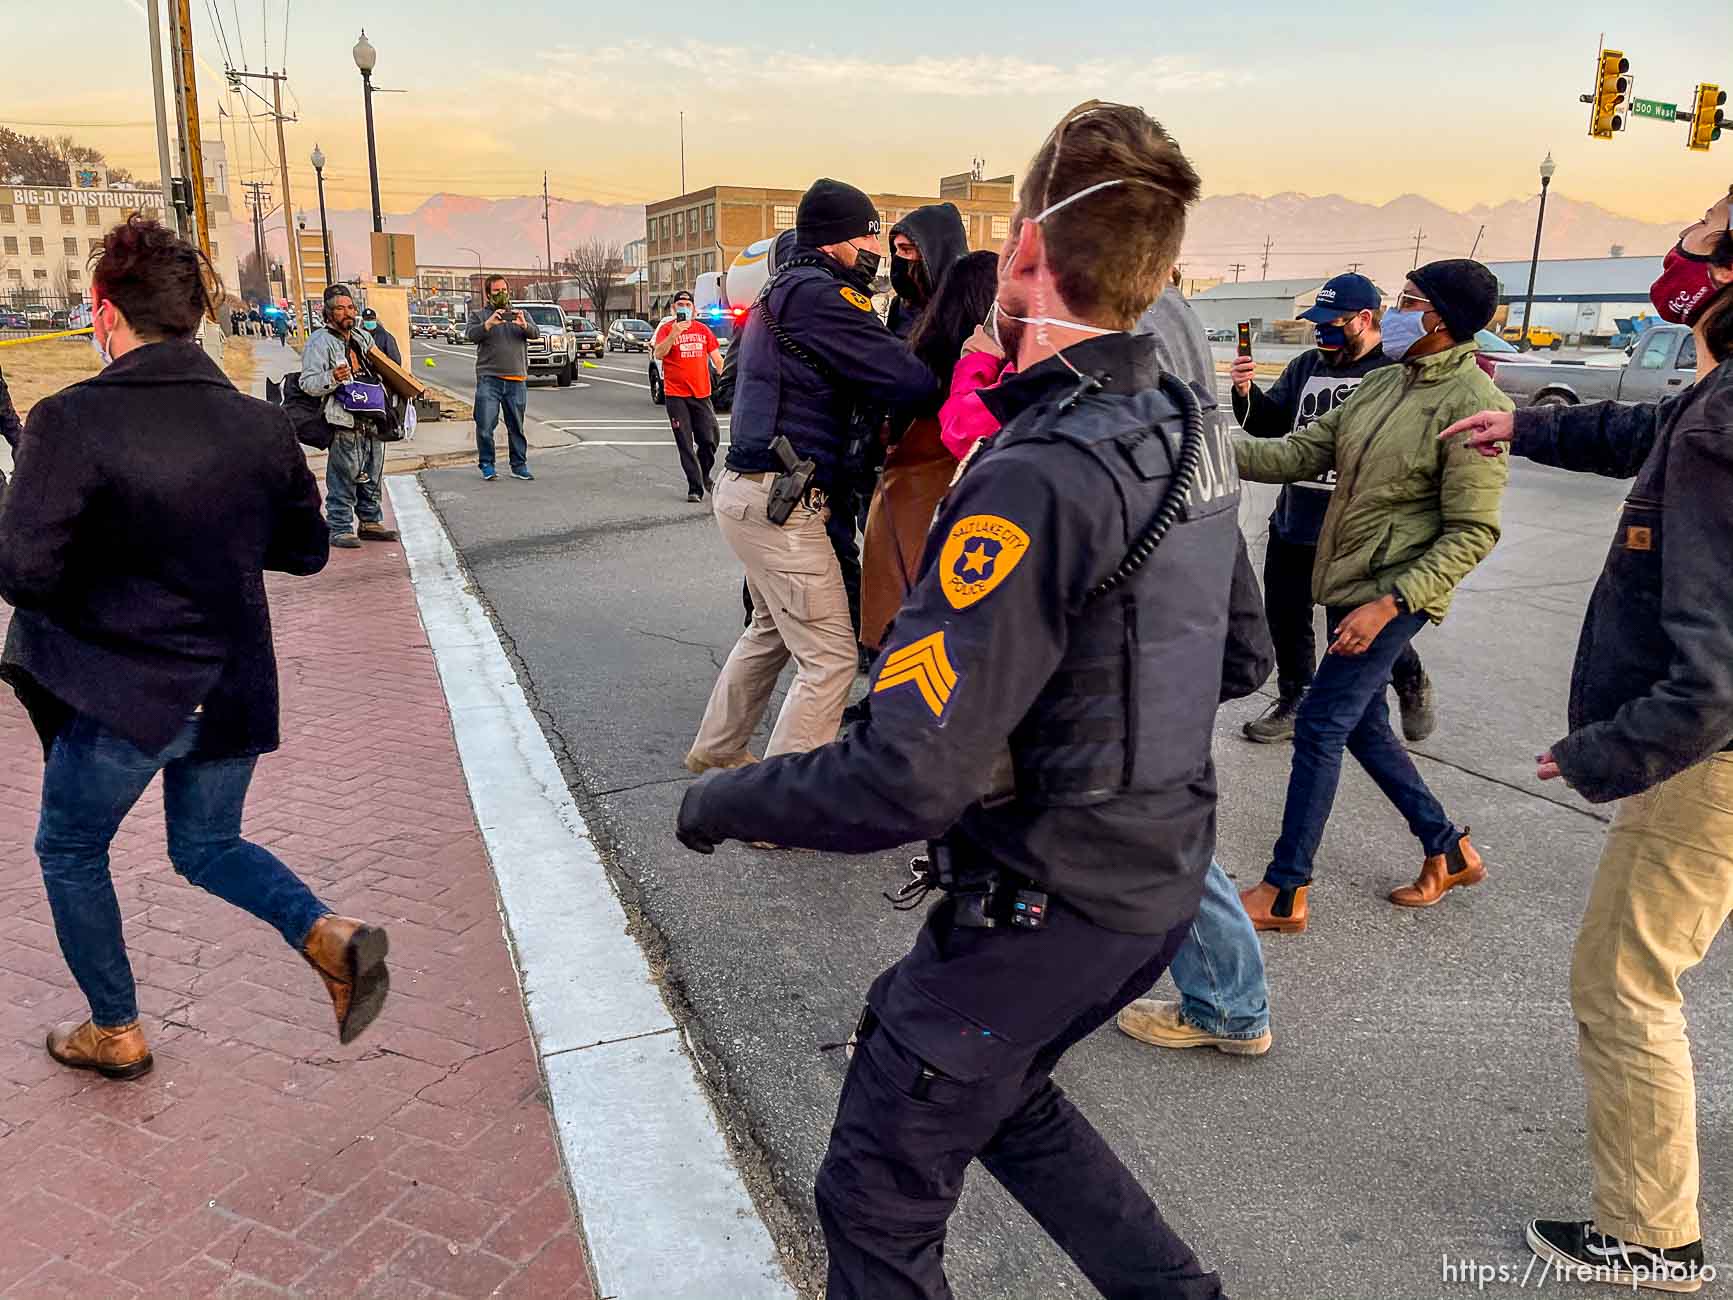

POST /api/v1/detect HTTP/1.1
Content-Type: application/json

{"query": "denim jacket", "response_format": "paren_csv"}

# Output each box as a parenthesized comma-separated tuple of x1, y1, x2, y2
(300, 326, 374, 431)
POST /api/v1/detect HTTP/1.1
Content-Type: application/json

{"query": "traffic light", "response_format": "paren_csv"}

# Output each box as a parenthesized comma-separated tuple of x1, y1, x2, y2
(1687, 82, 1725, 151)
(1588, 49, 1631, 139)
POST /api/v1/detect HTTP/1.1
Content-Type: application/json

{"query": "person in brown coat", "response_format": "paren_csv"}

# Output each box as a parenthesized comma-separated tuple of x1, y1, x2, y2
(860, 251, 1000, 653)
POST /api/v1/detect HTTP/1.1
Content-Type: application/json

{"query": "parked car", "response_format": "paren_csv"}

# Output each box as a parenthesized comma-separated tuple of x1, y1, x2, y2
(409, 314, 440, 339)
(568, 317, 604, 358)
(1489, 323, 1696, 408)
(514, 301, 579, 386)
(608, 318, 655, 352)
(1500, 324, 1563, 352)
(441, 317, 465, 344)
(1206, 327, 1236, 343)
(0, 310, 27, 330)
(1472, 328, 1519, 379)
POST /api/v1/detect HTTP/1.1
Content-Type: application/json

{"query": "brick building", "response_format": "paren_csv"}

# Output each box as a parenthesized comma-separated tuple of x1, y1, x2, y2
(642, 171, 1016, 314)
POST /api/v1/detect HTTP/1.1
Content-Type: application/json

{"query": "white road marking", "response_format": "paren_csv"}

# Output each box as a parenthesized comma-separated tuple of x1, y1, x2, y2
(387, 478, 794, 1300)
(573, 372, 652, 391)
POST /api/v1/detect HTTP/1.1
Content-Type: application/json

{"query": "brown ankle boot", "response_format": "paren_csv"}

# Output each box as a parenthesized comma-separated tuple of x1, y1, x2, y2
(302, 916, 391, 1045)
(1239, 881, 1309, 934)
(46, 1019, 154, 1080)
(1390, 831, 1487, 908)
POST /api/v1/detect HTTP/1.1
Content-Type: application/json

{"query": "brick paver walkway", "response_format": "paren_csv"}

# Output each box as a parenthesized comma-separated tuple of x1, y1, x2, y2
(0, 504, 594, 1297)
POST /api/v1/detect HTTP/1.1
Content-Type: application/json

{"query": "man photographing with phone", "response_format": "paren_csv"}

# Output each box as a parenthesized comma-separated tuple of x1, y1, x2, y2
(465, 274, 540, 481)
(653, 289, 724, 502)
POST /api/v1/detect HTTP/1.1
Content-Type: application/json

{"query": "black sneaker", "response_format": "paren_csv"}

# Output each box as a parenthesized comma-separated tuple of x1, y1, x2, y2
(1526, 1219, 1707, 1293)
(1395, 670, 1437, 742)
(1243, 695, 1303, 744)
(687, 491, 703, 502)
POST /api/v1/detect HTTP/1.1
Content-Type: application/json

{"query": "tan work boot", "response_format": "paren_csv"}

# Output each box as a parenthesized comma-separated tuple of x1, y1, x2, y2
(1116, 999, 1271, 1056)
(46, 1019, 154, 1080)
(357, 522, 400, 542)
(1239, 881, 1308, 934)
(1390, 832, 1486, 908)
(302, 915, 391, 1045)
(683, 750, 759, 775)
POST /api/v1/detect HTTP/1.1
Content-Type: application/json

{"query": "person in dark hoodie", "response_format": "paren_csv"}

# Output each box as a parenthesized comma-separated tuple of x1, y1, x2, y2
(0, 218, 392, 1082)
(885, 202, 970, 340)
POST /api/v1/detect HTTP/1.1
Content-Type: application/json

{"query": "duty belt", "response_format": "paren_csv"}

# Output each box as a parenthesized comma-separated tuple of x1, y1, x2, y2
(885, 843, 1050, 931)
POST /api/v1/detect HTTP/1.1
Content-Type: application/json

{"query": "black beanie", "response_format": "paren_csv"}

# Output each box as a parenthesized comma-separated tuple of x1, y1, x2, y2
(796, 178, 881, 247)
(1408, 259, 1500, 342)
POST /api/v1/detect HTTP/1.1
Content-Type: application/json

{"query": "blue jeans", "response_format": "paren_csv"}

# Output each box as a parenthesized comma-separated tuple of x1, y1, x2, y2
(34, 714, 330, 1028)
(1266, 608, 1459, 890)
(474, 375, 528, 473)
(325, 429, 384, 535)
(1169, 861, 1269, 1039)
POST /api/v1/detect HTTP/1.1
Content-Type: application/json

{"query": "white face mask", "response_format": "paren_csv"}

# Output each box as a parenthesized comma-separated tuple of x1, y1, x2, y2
(89, 304, 113, 367)
(991, 178, 1148, 358)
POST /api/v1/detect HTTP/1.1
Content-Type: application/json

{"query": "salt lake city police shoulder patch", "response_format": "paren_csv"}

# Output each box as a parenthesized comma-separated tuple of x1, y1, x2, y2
(939, 515, 1030, 610)
(839, 286, 874, 312)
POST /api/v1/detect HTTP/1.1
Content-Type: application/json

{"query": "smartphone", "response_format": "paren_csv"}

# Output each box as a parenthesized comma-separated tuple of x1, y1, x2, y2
(1236, 322, 1252, 358)
(675, 306, 693, 322)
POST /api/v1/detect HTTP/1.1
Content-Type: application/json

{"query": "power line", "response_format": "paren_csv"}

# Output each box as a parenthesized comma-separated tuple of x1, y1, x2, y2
(280, 0, 292, 74)
(230, 0, 248, 68)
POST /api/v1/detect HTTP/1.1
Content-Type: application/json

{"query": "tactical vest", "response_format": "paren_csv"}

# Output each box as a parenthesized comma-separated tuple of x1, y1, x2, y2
(1003, 386, 1243, 807)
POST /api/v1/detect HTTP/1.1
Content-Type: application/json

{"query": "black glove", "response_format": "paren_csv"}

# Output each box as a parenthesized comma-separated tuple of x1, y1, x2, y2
(676, 781, 720, 855)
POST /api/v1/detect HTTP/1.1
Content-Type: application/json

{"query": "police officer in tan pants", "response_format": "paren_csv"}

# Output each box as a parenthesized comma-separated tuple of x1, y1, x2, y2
(685, 179, 935, 772)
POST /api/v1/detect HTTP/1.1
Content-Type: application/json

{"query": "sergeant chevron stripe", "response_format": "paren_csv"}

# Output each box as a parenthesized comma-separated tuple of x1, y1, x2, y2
(873, 632, 959, 719)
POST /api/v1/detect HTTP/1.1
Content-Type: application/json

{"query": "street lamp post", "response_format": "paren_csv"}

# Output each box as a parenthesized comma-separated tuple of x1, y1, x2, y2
(459, 246, 482, 314)
(1518, 152, 1556, 352)
(310, 143, 333, 285)
(352, 31, 383, 238)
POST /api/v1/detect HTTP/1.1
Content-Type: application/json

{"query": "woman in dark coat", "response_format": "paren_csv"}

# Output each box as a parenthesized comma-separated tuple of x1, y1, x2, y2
(859, 251, 999, 653)
(0, 216, 390, 1080)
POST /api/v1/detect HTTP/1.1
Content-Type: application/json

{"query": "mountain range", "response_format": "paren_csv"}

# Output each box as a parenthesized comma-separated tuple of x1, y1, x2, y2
(245, 189, 1685, 295)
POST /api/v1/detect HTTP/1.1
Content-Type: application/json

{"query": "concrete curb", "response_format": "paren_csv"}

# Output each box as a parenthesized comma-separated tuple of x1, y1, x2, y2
(387, 475, 796, 1300)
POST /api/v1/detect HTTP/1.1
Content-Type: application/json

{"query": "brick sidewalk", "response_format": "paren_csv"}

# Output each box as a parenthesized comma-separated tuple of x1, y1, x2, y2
(0, 504, 595, 1297)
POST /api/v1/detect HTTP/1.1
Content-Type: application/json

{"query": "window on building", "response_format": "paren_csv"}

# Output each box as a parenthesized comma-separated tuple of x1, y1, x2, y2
(688, 209, 699, 236)
(88, 238, 101, 254)
(660, 215, 671, 240)
(0, 204, 13, 224)
(63, 237, 78, 255)
(86, 207, 100, 226)
(2, 237, 15, 256)
(25, 205, 41, 224)
(29, 237, 44, 256)
(59, 206, 75, 225)
(210, 240, 219, 260)
(773, 204, 796, 227)
(704, 203, 714, 230)
(66, 269, 80, 286)
(5, 269, 19, 283)
(991, 215, 1010, 240)
(33, 269, 47, 281)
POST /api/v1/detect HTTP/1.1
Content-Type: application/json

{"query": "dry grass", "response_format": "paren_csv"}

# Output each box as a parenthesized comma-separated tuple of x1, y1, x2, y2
(2, 329, 258, 420)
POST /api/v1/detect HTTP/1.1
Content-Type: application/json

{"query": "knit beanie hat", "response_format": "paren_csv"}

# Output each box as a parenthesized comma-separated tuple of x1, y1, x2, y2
(796, 179, 881, 247)
(1408, 259, 1500, 342)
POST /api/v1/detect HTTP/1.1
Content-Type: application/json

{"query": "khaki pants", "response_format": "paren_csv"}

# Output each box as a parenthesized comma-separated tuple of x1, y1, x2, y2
(1571, 753, 1733, 1247)
(688, 470, 856, 763)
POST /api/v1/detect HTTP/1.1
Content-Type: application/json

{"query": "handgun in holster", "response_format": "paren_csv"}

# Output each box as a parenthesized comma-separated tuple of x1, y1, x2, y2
(765, 434, 817, 526)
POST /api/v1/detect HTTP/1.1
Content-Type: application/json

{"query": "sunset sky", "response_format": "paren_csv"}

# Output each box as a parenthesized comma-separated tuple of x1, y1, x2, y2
(2, 2, 1724, 230)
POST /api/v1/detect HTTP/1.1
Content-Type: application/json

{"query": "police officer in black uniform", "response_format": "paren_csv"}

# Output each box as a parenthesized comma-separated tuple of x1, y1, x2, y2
(686, 180, 937, 772)
(678, 104, 1270, 1297)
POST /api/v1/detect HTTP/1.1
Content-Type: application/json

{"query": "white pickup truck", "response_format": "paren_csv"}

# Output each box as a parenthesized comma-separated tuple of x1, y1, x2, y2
(1490, 324, 1697, 408)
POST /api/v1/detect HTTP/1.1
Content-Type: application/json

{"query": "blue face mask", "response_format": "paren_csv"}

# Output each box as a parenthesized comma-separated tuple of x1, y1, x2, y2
(1379, 308, 1430, 360)
(1314, 322, 1348, 351)
(363, 319, 377, 331)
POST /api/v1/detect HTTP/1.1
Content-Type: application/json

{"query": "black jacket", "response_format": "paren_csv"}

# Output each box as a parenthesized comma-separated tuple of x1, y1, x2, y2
(886, 203, 970, 340)
(0, 361, 21, 450)
(365, 323, 402, 365)
(1511, 361, 1733, 803)
(686, 331, 1270, 934)
(0, 340, 328, 758)
(726, 246, 936, 487)
(1232, 344, 1392, 544)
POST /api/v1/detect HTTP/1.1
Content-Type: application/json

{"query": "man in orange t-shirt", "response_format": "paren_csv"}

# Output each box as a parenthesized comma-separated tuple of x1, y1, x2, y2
(652, 290, 724, 501)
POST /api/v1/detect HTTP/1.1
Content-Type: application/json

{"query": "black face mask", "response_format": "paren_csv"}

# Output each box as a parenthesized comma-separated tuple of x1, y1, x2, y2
(847, 244, 881, 289)
(890, 254, 928, 305)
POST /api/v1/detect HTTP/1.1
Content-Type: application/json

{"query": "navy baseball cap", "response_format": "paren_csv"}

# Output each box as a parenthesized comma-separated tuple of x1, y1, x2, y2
(1299, 273, 1382, 322)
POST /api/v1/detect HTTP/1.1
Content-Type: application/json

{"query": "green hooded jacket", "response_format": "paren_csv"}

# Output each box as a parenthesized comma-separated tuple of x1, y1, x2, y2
(1234, 339, 1512, 621)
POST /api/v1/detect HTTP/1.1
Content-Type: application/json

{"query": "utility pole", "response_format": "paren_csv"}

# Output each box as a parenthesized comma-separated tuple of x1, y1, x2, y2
(228, 68, 307, 335)
(1347, 261, 1363, 273)
(241, 180, 270, 288)
(1468, 223, 1486, 260)
(167, 0, 212, 260)
(679, 112, 686, 195)
(1260, 235, 1273, 280)
(1411, 227, 1427, 267)
(543, 171, 555, 301)
(145, 0, 182, 237)
(1228, 262, 1247, 282)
